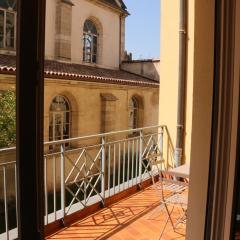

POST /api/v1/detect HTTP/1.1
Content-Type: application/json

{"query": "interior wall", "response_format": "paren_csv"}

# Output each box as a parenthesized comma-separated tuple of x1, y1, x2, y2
(224, 1, 240, 237)
(186, 0, 215, 239)
(159, 0, 180, 164)
(159, 0, 195, 165)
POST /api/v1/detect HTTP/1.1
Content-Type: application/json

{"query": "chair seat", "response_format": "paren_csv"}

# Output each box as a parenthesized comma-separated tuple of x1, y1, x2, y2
(153, 181, 188, 193)
(164, 193, 188, 208)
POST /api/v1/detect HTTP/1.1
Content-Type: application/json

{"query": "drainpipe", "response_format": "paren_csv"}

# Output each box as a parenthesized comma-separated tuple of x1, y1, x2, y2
(174, 0, 187, 167)
(119, 14, 123, 67)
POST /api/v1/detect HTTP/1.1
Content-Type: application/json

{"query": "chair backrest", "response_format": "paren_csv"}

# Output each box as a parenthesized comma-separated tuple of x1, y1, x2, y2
(148, 151, 165, 184)
(151, 160, 164, 183)
(149, 152, 189, 199)
(155, 169, 189, 202)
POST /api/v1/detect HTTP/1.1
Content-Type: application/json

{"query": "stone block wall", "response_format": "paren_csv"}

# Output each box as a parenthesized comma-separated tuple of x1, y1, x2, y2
(101, 93, 118, 133)
(55, 0, 73, 60)
(121, 60, 160, 82)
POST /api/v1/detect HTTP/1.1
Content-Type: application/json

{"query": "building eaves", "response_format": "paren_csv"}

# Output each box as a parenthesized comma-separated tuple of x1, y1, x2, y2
(99, 0, 129, 15)
(122, 59, 160, 64)
(0, 54, 159, 88)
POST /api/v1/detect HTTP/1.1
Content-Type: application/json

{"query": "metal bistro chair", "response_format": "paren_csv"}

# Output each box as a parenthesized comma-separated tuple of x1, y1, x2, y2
(160, 171, 188, 235)
(149, 157, 188, 237)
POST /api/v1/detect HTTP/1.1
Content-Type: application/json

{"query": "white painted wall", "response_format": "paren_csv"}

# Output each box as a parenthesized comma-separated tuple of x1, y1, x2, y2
(45, 0, 121, 69)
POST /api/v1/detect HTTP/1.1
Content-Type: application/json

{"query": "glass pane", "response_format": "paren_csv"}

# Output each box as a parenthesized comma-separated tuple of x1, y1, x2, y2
(0, 0, 17, 235)
(49, 97, 70, 142)
(0, 0, 17, 10)
(50, 96, 69, 111)
(93, 36, 97, 45)
(6, 12, 14, 48)
(92, 54, 96, 63)
(93, 36, 97, 54)
(132, 97, 138, 108)
(129, 99, 133, 108)
(84, 19, 97, 34)
(0, 0, 8, 9)
(55, 114, 62, 125)
(83, 25, 98, 63)
(54, 124, 62, 138)
(86, 35, 92, 48)
(55, 136, 61, 141)
(63, 112, 69, 124)
(83, 20, 88, 32)
(93, 45, 97, 54)
(7, 0, 16, 10)
(129, 110, 134, 129)
(49, 125, 53, 141)
(63, 124, 69, 136)
(86, 55, 91, 62)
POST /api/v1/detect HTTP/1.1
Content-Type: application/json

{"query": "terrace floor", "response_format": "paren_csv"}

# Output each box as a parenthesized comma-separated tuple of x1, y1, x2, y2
(46, 185, 186, 240)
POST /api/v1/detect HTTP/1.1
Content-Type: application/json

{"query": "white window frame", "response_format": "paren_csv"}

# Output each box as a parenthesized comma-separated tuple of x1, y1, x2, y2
(49, 96, 71, 149)
(0, 7, 17, 50)
(83, 20, 98, 64)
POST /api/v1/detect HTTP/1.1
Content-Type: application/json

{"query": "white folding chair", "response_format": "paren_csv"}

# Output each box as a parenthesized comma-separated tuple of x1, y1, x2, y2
(159, 174, 188, 234)
(150, 159, 188, 237)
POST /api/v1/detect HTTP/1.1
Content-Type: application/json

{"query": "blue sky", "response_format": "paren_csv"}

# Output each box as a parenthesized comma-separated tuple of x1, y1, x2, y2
(123, 0, 160, 60)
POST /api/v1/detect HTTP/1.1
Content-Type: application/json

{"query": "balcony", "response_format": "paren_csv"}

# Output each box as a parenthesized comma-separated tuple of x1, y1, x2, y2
(0, 125, 185, 240)
(46, 184, 185, 240)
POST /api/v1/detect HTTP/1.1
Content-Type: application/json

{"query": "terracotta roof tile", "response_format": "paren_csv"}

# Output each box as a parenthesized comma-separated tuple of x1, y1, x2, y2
(0, 54, 159, 88)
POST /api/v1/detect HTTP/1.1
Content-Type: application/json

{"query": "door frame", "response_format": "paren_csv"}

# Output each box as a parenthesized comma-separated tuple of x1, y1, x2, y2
(204, 0, 240, 239)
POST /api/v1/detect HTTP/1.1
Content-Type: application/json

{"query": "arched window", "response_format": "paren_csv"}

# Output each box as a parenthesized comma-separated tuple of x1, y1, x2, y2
(0, 0, 17, 49)
(83, 19, 98, 63)
(129, 97, 138, 129)
(49, 96, 70, 143)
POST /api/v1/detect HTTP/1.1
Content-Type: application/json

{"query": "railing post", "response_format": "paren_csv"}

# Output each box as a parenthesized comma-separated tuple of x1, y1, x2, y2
(84, 156, 87, 206)
(60, 144, 65, 223)
(138, 130, 143, 186)
(159, 127, 164, 169)
(101, 137, 105, 207)
(3, 166, 9, 239)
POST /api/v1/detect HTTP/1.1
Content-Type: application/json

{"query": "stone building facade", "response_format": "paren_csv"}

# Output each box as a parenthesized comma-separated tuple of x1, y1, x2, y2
(0, 0, 160, 202)
(0, 0, 159, 147)
(121, 59, 160, 82)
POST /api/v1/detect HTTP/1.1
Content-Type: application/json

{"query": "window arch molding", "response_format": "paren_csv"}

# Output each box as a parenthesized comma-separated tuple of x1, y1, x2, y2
(128, 95, 144, 129)
(82, 16, 103, 64)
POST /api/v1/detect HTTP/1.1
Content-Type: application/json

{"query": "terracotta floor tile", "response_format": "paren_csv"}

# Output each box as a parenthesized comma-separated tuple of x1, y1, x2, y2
(46, 185, 186, 240)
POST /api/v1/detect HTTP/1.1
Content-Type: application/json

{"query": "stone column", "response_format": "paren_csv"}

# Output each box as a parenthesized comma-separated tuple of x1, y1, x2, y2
(120, 16, 126, 62)
(55, 0, 74, 60)
(100, 93, 118, 133)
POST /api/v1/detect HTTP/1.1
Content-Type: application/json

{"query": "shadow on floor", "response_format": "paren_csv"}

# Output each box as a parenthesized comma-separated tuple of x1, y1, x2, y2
(47, 186, 185, 240)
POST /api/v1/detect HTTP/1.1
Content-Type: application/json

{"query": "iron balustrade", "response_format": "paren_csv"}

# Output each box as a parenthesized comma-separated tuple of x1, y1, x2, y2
(0, 125, 174, 240)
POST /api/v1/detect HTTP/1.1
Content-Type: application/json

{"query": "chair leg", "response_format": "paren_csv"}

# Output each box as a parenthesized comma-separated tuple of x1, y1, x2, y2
(172, 210, 187, 236)
(159, 205, 174, 239)
(164, 204, 186, 235)
(164, 204, 175, 229)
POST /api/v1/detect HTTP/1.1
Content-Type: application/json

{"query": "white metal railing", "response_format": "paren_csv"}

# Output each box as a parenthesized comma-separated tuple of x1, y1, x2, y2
(0, 125, 174, 240)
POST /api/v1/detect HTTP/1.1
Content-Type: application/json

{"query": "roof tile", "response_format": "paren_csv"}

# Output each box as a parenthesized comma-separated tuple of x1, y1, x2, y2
(0, 54, 159, 88)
